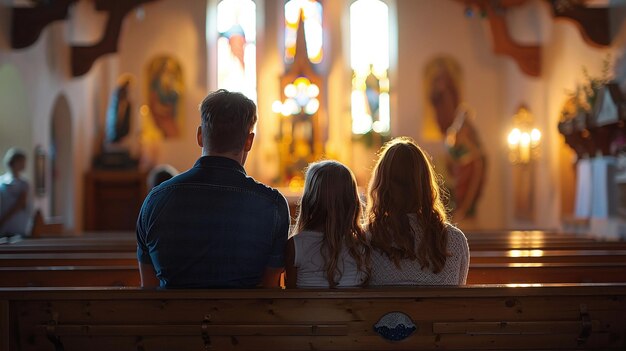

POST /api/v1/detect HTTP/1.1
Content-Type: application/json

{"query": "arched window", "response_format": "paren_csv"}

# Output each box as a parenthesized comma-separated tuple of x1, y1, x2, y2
(284, 0, 323, 64)
(216, 0, 257, 101)
(350, 0, 390, 135)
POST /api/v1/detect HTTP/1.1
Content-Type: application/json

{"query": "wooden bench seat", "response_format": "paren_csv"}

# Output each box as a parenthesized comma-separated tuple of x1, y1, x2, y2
(2, 261, 626, 287)
(4, 249, 626, 268)
(2, 284, 625, 350)
(1, 232, 623, 254)
(0, 265, 140, 287)
(0, 252, 137, 267)
(469, 240, 626, 250)
(471, 249, 626, 263)
(467, 262, 626, 283)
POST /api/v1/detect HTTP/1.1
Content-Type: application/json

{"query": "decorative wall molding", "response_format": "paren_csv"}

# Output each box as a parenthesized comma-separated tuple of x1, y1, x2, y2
(485, 4, 541, 76)
(453, 0, 616, 77)
(11, 0, 78, 49)
(71, 0, 156, 77)
(547, 1, 613, 48)
(10, 0, 157, 76)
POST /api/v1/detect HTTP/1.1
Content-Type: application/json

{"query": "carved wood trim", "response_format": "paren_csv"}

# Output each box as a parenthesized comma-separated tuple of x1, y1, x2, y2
(546, 2, 613, 48)
(452, 0, 541, 76)
(486, 5, 541, 76)
(452, 0, 616, 77)
(10, 0, 78, 49)
(71, 0, 157, 77)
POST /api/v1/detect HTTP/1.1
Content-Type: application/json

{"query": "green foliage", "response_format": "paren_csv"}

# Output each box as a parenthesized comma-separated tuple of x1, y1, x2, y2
(560, 54, 612, 121)
(581, 54, 612, 111)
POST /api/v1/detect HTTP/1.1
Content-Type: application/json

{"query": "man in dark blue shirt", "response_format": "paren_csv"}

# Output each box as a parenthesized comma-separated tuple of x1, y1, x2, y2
(136, 89, 289, 288)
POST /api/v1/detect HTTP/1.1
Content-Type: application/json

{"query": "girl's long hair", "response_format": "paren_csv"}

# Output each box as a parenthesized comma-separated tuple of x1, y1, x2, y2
(293, 160, 370, 288)
(366, 137, 449, 273)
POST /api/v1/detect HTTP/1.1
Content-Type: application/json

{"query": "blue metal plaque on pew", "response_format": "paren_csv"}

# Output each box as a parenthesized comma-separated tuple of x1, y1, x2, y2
(373, 312, 417, 341)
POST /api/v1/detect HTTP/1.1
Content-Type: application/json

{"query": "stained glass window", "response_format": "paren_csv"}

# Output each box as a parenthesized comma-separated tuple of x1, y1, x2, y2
(284, 0, 323, 64)
(217, 0, 257, 101)
(350, 0, 390, 135)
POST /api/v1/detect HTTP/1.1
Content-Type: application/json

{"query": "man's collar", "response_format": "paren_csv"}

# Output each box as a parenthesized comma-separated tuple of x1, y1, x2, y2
(193, 156, 247, 175)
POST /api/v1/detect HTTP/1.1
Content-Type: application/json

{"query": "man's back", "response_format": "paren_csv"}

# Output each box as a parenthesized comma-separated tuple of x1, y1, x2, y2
(136, 156, 289, 288)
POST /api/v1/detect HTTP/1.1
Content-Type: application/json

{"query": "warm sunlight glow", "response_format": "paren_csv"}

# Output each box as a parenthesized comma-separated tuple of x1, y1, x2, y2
(350, 0, 390, 135)
(505, 283, 543, 288)
(285, 0, 323, 63)
(507, 249, 545, 258)
(217, 0, 257, 102)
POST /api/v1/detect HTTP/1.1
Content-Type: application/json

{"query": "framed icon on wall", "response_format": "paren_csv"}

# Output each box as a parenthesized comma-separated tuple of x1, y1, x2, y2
(34, 145, 46, 197)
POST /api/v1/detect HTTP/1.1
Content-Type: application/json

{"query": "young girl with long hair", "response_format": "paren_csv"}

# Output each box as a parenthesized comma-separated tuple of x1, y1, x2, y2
(285, 160, 370, 288)
(367, 137, 469, 285)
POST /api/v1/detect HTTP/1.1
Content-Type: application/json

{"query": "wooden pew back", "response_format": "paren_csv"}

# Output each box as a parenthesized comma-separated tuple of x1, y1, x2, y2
(2, 284, 625, 350)
(2, 262, 626, 287)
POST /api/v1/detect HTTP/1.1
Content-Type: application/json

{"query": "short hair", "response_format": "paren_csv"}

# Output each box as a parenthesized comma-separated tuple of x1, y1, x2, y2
(199, 89, 257, 154)
(3, 148, 26, 170)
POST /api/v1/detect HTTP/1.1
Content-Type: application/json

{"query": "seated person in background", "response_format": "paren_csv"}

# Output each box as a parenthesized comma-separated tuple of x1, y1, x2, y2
(0, 148, 31, 236)
(367, 137, 469, 285)
(147, 164, 179, 189)
(136, 89, 289, 288)
(285, 160, 370, 288)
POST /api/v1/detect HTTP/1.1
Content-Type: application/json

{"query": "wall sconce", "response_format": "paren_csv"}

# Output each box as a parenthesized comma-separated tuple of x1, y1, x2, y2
(507, 106, 541, 164)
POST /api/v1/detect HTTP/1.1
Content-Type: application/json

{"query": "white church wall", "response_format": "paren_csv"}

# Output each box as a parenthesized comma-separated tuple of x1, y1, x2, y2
(0, 6, 104, 233)
(117, 0, 208, 174)
(393, 0, 507, 229)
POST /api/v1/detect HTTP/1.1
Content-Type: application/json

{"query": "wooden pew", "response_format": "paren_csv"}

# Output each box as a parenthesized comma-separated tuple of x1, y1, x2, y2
(1, 230, 624, 288)
(1, 284, 625, 350)
(469, 240, 626, 251)
(0, 266, 140, 287)
(0, 230, 622, 255)
(0, 238, 136, 254)
(9, 240, 624, 254)
(471, 249, 626, 263)
(2, 261, 626, 287)
(3, 250, 626, 269)
(0, 252, 136, 267)
(467, 262, 626, 284)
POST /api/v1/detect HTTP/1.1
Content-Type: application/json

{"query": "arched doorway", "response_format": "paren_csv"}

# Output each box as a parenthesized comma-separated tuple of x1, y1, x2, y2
(0, 64, 32, 177)
(50, 94, 73, 226)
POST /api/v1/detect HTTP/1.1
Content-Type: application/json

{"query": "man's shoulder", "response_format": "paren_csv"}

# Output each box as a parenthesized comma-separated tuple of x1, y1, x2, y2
(242, 176, 288, 208)
(145, 171, 288, 209)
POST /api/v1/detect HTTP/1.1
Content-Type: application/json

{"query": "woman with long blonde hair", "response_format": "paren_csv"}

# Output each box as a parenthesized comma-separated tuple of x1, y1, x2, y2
(367, 137, 469, 285)
(285, 160, 370, 288)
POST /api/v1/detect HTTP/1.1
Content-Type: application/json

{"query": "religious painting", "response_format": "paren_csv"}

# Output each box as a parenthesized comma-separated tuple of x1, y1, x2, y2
(145, 56, 184, 139)
(217, 0, 257, 101)
(425, 56, 486, 221)
(105, 73, 134, 144)
(423, 56, 462, 142)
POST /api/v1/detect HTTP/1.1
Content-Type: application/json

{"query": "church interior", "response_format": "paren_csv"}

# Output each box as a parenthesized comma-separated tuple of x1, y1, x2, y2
(2, 0, 626, 350)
